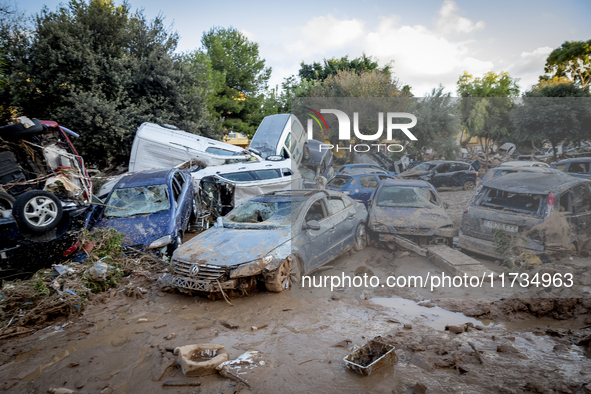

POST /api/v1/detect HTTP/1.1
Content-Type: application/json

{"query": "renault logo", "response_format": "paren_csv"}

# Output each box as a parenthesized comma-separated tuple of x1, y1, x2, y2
(190, 265, 200, 276)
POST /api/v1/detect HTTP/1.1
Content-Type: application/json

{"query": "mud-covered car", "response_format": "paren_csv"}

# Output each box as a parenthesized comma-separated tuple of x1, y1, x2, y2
(91, 168, 194, 255)
(398, 160, 478, 190)
(0, 118, 92, 273)
(170, 190, 368, 295)
(336, 163, 395, 177)
(551, 158, 591, 180)
(459, 172, 591, 258)
(480, 166, 564, 186)
(327, 173, 395, 208)
(368, 179, 456, 247)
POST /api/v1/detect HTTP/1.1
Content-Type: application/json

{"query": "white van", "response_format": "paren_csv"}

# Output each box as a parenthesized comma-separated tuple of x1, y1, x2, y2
(249, 114, 308, 165)
(128, 123, 256, 172)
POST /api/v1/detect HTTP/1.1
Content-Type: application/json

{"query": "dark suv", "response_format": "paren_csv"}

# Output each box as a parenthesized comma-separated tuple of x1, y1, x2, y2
(0, 118, 92, 275)
(552, 158, 591, 180)
(399, 160, 478, 190)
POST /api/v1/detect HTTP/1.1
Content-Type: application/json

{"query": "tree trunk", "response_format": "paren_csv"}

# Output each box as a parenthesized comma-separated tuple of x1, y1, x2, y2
(551, 141, 557, 162)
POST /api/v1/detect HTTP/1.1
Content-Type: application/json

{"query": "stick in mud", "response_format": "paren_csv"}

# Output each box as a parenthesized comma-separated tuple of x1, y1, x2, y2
(469, 342, 485, 364)
(162, 381, 201, 387)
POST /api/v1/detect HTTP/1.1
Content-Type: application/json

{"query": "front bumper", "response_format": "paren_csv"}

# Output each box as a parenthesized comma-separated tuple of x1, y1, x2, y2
(172, 276, 238, 293)
(458, 233, 544, 259)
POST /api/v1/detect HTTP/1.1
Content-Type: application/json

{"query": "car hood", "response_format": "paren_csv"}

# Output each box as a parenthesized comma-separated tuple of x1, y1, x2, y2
(173, 227, 292, 267)
(94, 211, 172, 247)
(370, 205, 453, 229)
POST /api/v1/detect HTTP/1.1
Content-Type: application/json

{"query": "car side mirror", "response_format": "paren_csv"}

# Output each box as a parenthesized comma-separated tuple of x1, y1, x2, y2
(306, 220, 321, 231)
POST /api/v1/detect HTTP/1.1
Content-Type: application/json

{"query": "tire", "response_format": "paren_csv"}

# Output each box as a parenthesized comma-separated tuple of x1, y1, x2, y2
(303, 144, 311, 161)
(353, 223, 367, 251)
(0, 118, 43, 139)
(13, 190, 63, 233)
(167, 232, 183, 256)
(0, 192, 15, 211)
(463, 180, 476, 190)
(265, 257, 299, 293)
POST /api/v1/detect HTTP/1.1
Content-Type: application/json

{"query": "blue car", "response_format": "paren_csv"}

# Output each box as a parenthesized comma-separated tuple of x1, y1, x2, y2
(327, 173, 395, 207)
(335, 164, 396, 177)
(93, 168, 194, 255)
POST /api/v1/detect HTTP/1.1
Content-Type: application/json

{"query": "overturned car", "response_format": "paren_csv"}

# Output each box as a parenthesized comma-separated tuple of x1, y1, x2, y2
(170, 189, 368, 296)
(0, 118, 92, 272)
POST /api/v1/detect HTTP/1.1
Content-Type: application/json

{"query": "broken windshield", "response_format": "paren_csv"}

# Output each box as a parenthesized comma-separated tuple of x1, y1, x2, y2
(377, 186, 439, 208)
(223, 199, 303, 227)
(104, 184, 171, 218)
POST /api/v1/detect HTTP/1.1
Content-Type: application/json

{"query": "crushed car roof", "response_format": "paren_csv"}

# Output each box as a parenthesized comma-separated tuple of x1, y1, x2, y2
(483, 172, 584, 194)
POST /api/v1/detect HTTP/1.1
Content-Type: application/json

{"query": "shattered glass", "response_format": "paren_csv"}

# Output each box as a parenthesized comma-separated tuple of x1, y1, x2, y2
(104, 184, 171, 218)
(224, 199, 304, 226)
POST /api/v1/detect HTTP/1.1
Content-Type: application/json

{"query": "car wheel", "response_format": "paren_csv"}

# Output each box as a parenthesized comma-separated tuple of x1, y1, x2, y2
(13, 191, 63, 233)
(303, 144, 311, 161)
(353, 223, 367, 251)
(167, 232, 183, 256)
(463, 180, 476, 190)
(0, 192, 15, 211)
(265, 258, 294, 293)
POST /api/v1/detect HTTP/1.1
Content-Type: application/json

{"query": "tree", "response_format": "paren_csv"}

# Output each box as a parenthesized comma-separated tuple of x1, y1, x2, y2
(200, 26, 271, 137)
(407, 86, 460, 160)
(457, 71, 520, 168)
(298, 54, 390, 81)
(543, 40, 591, 90)
(511, 83, 591, 160)
(0, 0, 216, 166)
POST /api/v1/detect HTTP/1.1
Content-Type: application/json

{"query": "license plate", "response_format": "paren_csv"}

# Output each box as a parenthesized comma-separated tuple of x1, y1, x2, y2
(483, 220, 518, 233)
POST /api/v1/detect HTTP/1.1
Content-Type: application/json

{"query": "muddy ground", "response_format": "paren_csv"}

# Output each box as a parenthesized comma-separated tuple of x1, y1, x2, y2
(1, 189, 590, 393)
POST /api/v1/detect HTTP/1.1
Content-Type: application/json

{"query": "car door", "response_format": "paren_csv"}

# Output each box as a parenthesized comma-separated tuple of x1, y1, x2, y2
(325, 195, 356, 257)
(173, 171, 192, 231)
(302, 197, 332, 271)
(431, 164, 452, 187)
(571, 183, 591, 250)
(171, 173, 184, 234)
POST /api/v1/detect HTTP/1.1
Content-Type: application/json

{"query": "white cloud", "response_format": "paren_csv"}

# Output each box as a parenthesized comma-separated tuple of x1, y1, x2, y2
(436, 1, 485, 35)
(240, 29, 254, 40)
(506, 46, 553, 91)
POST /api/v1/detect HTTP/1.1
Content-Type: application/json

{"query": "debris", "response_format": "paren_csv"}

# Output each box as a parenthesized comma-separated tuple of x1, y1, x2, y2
(414, 382, 428, 394)
(343, 339, 397, 376)
(404, 323, 413, 330)
(497, 343, 520, 353)
(174, 344, 229, 377)
(162, 381, 201, 387)
(154, 324, 167, 329)
(445, 324, 467, 334)
(298, 359, 316, 365)
(332, 339, 352, 348)
(138, 318, 148, 323)
(220, 320, 239, 329)
(164, 333, 176, 340)
(87, 262, 111, 281)
(251, 324, 267, 331)
(469, 342, 485, 364)
(47, 389, 75, 394)
(216, 350, 271, 387)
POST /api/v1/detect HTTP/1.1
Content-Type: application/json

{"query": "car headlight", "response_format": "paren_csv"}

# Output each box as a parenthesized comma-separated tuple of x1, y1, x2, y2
(342, 191, 351, 195)
(230, 255, 273, 278)
(148, 235, 172, 249)
(371, 222, 388, 232)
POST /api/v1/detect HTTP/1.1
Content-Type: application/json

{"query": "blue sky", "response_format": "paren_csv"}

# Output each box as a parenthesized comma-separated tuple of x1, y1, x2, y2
(13, 0, 591, 95)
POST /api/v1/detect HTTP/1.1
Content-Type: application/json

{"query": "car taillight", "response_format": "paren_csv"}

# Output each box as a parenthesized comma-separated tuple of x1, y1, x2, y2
(546, 192, 555, 218)
(63, 241, 80, 256)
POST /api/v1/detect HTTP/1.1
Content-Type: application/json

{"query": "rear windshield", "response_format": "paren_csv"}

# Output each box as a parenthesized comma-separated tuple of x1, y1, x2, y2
(327, 176, 351, 189)
(478, 187, 544, 215)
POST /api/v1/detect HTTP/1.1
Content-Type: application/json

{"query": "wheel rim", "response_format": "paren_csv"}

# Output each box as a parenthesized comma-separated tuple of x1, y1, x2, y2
(24, 197, 58, 227)
(356, 224, 366, 247)
(279, 259, 291, 289)
(465, 181, 475, 189)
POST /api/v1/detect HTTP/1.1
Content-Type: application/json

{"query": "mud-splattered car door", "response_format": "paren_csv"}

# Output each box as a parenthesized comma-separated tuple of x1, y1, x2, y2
(571, 182, 591, 250)
(431, 163, 453, 188)
(325, 195, 356, 255)
(172, 171, 192, 234)
(302, 197, 332, 271)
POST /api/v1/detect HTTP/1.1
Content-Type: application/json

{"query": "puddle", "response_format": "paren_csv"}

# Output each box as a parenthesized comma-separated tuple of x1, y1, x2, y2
(370, 297, 494, 330)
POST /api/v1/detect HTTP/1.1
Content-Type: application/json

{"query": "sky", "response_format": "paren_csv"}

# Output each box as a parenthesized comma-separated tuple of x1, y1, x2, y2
(13, 0, 591, 96)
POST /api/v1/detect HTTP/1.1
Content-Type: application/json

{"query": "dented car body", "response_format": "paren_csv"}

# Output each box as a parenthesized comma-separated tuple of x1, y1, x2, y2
(368, 179, 457, 247)
(459, 173, 591, 259)
(170, 190, 368, 295)
(0, 118, 93, 272)
(398, 160, 478, 190)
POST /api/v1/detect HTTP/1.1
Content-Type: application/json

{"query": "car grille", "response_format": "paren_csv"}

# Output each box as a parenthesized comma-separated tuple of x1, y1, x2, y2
(394, 227, 433, 235)
(172, 259, 227, 281)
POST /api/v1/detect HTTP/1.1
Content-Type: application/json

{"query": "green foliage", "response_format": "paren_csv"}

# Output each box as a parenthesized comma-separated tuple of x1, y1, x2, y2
(200, 26, 271, 137)
(298, 54, 390, 81)
(493, 229, 518, 258)
(457, 71, 519, 165)
(82, 228, 124, 258)
(511, 83, 591, 159)
(407, 85, 460, 160)
(0, 0, 217, 166)
(543, 40, 591, 90)
(33, 280, 50, 296)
